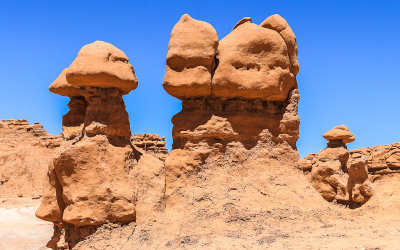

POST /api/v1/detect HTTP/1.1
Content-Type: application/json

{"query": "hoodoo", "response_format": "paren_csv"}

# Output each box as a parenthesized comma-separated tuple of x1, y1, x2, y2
(36, 41, 165, 249)
(304, 125, 373, 205)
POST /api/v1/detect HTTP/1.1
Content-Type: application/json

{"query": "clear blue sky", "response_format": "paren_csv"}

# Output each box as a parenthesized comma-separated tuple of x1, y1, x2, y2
(0, 0, 399, 157)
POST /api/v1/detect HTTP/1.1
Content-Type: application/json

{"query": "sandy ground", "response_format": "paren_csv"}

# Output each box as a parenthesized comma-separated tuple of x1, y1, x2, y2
(0, 198, 52, 250)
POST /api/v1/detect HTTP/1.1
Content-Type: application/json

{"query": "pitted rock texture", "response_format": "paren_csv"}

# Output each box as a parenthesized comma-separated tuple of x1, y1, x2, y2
(0, 120, 61, 198)
(36, 41, 166, 249)
(213, 21, 296, 101)
(172, 89, 300, 150)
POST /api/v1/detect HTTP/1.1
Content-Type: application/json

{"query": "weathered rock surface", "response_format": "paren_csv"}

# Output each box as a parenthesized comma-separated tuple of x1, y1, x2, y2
(260, 14, 299, 76)
(163, 14, 218, 99)
(66, 41, 138, 95)
(347, 156, 373, 203)
(323, 125, 355, 145)
(36, 41, 166, 249)
(213, 21, 296, 101)
(0, 120, 61, 198)
(305, 142, 400, 175)
(308, 125, 373, 205)
(131, 134, 168, 160)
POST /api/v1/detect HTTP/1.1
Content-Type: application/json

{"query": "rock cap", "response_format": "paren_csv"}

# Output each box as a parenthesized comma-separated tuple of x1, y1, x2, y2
(323, 125, 355, 143)
(65, 41, 138, 95)
(49, 69, 82, 97)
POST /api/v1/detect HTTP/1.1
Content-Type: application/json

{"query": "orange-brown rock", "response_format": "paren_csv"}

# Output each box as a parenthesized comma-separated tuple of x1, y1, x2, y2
(213, 21, 296, 101)
(163, 14, 218, 99)
(311, 160, 347, 201)
(308, 125, 374, 205)
(66, 41, 138, 95)
(36, 41, 166, 249)
(0, 120, 61, 198)
(323, 125, 355, 145)
(131, 134, 168, 160)
(49, 69, 81, 97)
(347, 156, 373, 203)
(232, 17, 252, 30)
(260, 14, 299, 76)
(156, 13, 303, 248)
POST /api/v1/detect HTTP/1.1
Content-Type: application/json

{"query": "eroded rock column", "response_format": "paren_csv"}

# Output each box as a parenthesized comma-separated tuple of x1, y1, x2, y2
(36, 41, 140, 249)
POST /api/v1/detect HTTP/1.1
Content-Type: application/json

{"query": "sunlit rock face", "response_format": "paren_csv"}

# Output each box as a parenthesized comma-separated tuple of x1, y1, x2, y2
(36, 41, 166, 249)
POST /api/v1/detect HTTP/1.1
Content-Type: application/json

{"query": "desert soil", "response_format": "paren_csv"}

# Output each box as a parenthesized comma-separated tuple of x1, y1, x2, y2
(0, 198, 52, 250)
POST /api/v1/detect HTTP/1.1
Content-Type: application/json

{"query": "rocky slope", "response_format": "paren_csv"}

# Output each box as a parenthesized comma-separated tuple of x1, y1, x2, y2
(0, 119, 61, 198)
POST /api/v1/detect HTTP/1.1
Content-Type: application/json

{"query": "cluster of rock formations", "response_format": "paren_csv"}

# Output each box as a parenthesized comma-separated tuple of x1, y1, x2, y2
(161, 13, 301, 223)
(300, 125, 373, 205)
(0, 12, 393, 249)
(29, 13, 303, 249)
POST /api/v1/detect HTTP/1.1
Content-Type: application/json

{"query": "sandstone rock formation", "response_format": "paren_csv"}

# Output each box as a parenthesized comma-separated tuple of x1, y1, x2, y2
(163, 14, 218, 99)
(133, 13, 305, 248)
(323, 125, 355, 148)
(0, 120, 61, 198)
(164, 14, 300, 151)
(350, 143, 400, 173)
(212, 15, 297, 101)
(131, 134, 168, 160)
(36, 41, 165, 249)
(347, 156, 373, 203)
(306, 125, 373, 205)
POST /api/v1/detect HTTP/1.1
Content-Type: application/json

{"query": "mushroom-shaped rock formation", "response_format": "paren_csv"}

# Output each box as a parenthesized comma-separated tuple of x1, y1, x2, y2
(36, 41, 165, 249)
(49, 41, 137, 144)
(163, 14, 218, 99)
(309, 126, 373, 206)
(323, 125, 355, 148)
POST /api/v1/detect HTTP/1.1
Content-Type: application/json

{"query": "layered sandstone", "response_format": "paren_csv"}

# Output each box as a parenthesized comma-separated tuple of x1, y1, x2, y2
(303, 143, 400, 174)
(131, 134, 168, 160)
(0, 120, 61, 198)
(350, 143, 400, 173)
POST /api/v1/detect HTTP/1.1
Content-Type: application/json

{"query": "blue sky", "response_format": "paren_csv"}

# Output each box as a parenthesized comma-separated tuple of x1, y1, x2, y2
(0, 0, 399, 157)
